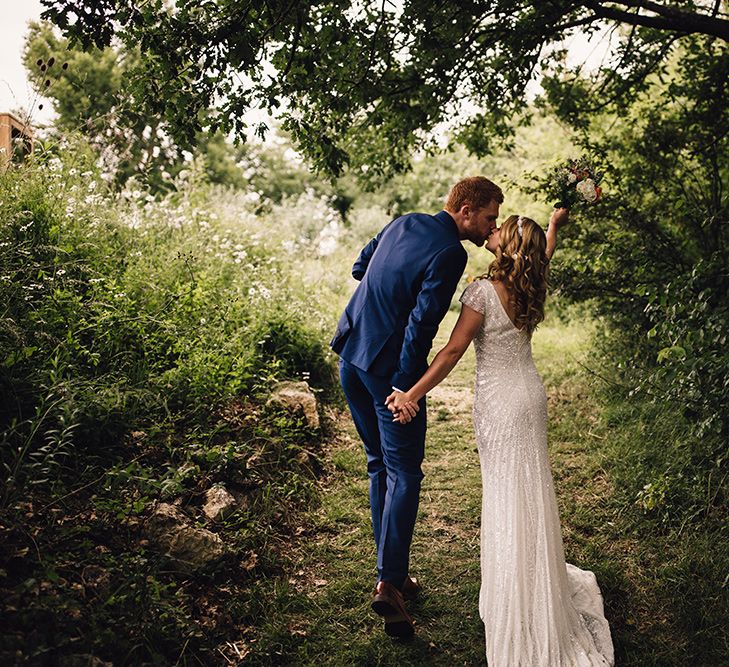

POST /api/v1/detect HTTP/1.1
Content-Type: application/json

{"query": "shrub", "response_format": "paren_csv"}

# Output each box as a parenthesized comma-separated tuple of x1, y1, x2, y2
(0, 136, 334, 506)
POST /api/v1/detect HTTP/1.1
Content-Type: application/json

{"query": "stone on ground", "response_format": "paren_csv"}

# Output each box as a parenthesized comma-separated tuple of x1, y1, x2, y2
(145, 502, 225, 571)
(203, 485, 238, 522)
(267, 380, 320, 429)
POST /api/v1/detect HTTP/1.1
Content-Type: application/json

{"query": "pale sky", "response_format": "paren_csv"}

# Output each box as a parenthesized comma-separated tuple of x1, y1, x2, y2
(0, 0, 56, 125)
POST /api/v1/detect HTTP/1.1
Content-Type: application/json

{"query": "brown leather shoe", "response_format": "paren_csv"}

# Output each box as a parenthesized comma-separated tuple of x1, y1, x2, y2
(371, 581, 415, 638)
(401, 576, 422, 601)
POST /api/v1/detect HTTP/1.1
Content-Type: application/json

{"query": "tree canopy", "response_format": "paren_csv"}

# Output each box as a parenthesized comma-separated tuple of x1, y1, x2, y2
(39, 1, 729, 180)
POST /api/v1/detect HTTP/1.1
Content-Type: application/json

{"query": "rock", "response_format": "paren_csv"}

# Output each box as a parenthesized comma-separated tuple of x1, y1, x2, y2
(203, 485, 237, 522)
(267, 380, 320, 429)
(145, 503, 224, 571)
(147, 502, 187, 534)
(166, 526, 225, 570)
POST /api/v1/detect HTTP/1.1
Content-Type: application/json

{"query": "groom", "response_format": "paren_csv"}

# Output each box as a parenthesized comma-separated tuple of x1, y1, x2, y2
(330, 176, 503, 637)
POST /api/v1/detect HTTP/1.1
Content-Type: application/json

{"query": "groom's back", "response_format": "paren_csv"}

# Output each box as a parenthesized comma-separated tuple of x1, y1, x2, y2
(331, 211, 467, 386)
(362, 213, 458, 299)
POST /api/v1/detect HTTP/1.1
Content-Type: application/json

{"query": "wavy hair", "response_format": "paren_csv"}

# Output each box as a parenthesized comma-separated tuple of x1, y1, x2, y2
(484, 215, 549, 334)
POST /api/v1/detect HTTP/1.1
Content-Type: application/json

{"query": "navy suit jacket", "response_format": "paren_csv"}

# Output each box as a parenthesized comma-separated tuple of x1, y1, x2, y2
(330, 210, 467, 392)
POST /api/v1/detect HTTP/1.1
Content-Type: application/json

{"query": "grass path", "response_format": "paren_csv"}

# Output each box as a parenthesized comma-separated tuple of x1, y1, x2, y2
(243, 313, 688, 665)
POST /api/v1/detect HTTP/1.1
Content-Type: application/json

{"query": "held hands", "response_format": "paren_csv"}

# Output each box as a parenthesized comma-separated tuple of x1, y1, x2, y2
(385, 390, 420, 424)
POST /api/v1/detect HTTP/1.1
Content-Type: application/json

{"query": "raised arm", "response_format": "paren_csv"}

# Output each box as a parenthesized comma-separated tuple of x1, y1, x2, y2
(386, 302, 484, 420)
(546, 207, 569, 261)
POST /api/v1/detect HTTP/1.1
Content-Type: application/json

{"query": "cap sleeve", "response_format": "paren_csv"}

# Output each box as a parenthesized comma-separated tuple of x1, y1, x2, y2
(459, 279, 488, 315)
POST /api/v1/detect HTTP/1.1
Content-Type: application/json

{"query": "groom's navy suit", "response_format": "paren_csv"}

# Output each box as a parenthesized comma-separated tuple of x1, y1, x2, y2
(331, 210, 467, 587)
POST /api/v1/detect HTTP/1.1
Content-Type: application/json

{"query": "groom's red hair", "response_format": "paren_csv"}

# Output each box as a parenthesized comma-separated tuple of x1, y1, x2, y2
(446, 176, 503, 212)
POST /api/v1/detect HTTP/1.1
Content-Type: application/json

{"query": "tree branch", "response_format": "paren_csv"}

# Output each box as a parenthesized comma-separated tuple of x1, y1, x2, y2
(585, 1, 729, 40)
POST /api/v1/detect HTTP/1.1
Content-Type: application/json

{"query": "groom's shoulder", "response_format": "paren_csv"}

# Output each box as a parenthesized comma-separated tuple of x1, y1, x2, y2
(388, 211, 464, 255)
(389, 210, 454, 232)
(397, 210, 436, 222)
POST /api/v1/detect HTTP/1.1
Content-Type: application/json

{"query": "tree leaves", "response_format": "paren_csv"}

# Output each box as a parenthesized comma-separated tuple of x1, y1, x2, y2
(40, 1, 729, 182)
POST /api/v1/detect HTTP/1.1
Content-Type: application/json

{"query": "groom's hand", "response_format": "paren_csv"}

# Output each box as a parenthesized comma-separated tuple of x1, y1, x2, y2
(385, 390, 419, 424)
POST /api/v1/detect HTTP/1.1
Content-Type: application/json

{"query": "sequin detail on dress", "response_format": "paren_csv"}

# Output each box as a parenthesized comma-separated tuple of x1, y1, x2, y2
(459, 279, 615, 666)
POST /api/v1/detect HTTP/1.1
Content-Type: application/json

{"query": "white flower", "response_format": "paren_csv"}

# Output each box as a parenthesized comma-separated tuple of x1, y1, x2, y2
(567, 172, 577, 184)
(199, 318, 206, 325)
(576, 178, 598, 202)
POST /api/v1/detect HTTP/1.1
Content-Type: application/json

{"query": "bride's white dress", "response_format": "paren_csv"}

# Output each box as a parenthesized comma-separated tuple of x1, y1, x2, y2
(460, 279, 614, 667)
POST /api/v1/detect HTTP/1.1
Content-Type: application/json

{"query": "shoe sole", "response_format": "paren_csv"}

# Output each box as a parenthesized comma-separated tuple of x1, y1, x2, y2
(371, 598, 415, 638)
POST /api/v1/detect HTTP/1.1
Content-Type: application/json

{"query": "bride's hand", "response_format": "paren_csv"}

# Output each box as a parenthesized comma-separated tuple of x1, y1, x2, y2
(385, 390, 419, 423)
(549, 207, 569, 229)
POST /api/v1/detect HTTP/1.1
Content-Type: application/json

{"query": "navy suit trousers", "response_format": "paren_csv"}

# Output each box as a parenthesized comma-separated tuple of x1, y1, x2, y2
(339, 358, 427, 588)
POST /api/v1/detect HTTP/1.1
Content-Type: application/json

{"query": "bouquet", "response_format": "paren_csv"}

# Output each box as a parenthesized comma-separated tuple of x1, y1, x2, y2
(544, 157, 603, 209)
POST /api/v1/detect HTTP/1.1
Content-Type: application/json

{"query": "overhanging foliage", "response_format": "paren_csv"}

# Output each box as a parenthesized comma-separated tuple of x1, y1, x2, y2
(40, 1, 729, 180)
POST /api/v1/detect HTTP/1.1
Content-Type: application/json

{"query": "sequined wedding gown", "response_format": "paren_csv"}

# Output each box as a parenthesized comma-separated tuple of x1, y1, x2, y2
(460, 279, 615, 667)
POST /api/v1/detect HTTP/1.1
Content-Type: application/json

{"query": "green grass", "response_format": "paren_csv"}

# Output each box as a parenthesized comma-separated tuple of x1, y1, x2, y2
(242, 309, 728, 666)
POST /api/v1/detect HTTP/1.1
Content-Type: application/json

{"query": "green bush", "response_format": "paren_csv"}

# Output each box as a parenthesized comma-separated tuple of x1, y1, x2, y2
(0, 134, 341, 663)
(0, 136, 334, 506)
(549, 38, 729, 527)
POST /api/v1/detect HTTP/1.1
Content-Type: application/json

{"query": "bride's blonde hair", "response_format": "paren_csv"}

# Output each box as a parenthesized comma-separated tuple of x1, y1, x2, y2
(484, 215, 549, 334)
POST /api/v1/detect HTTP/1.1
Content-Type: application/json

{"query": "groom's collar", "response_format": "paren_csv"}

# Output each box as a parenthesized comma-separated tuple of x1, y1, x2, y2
(434, 210, 459, 237)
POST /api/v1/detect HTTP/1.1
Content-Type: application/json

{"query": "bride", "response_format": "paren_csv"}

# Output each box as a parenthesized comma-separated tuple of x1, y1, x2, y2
(387, 214, 615, 666)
